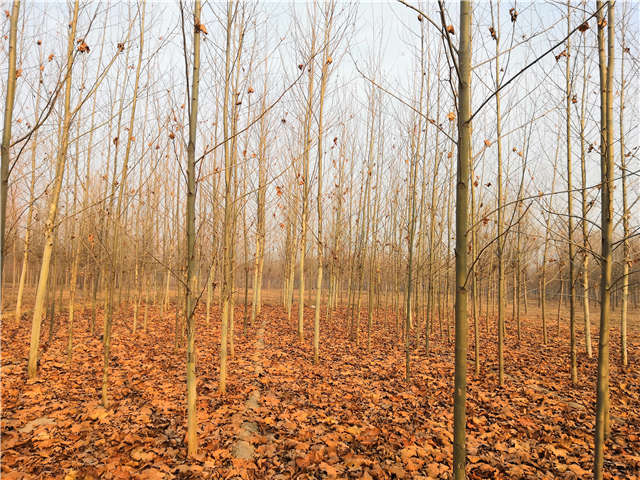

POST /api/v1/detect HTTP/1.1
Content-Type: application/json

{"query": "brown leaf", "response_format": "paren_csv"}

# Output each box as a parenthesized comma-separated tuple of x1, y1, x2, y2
(319, 462, 337, 479)
(196, 23, 208, 35)
(19, 417, 55, 434)
(88, 406, 110, 421)
(577, 21, 590, 32)
(139, 468, 166, 480)
(77, 40, 90, 53)
(131, 447, 156, 463)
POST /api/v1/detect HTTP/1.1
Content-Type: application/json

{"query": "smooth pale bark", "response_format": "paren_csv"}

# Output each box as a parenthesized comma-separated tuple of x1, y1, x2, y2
(250, 65, 268, 327)
(132, 86, 151, 334)
(352, 162, 370, 345)
(313, 10, 332, 363)
(426, 65, 442, 355)
(91, 28, 117, 333)
(453, 2, 471, 478)
(541, 143, 559, 346)
(206, 112, 220, 328)
(594, 1, 614, 476)
(241, 95, 253, 331)
(328, 127, 346, 314)
(405, 131, 418, 381)
(67, 128, 81, 363)
(227, 13, 245, 361)
(16, 46, 42, 322)
(1, 0, 19, 276)
(515, 202, 521, 343)
(367, 163, 381, 352)
(405, 17, 427, 379)
(361, 97, 376, 350)
(470, 149, 479, 375)
(578, 37, 592, 358)
(490, 0, 505, 387)
(185, 0, 202, 457)
(565, 5, 577, 385)
(298, 19, 317, 343)
(219, 0, 234, 394)
(27, 0, 78, 379)
(84, 12, 109, 332)
(619, 27, 628, 368)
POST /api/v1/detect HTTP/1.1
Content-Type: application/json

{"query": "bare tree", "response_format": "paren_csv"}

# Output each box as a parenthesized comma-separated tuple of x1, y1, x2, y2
(1, 0, 20, 275)
(453, 4, 472, 479)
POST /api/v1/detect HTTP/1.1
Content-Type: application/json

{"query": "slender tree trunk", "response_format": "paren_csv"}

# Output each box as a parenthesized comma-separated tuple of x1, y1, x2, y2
(250, 66, 268, 327)
(491, 0, 505, 386)
(565, 5, 577, 385)
(298, 22, 317, 343)
(16, 45, 42, 321)
(219, 0, 234, 394)
(27, 0, 78, 379)
(453, 2, 471, 478)
(470, 146, 480, 375)
(67, 129, 81, 364)
(594, 2, 614, 475)
(578, 36, 592, 358)
(313, 10, 332, 363)
(184, 0, 201, 457)
(0, 0, 19, 272)
(619, 25, 628, 369)
(541, 146, 558, 346)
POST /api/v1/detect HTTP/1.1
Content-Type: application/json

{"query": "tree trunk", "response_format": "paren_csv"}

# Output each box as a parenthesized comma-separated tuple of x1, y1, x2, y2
(619, 21, 628, 369)
(16, 42, 41, 322)
(578, 34, 592, 359)
(453, 2, 471, 478)
(0, 0, 19, 272)
(565, 5, 577, 385)
(184, 0, 201, 457)
(491, 0, 505, 386)
(313, 9, 332, 363)
(27, 0, 78, 379)
(594, 1, 614, 476)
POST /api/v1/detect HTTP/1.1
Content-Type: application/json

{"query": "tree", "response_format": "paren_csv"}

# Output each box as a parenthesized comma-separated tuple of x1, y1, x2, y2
(297, 5, 317, 343)
(453, 1, 472, 478)
(184, 0, 202, 457)
(313, 2, 335, 363)
(565, 3, 577, 385)
(490, 0, 506, 387)
(27, 0, 79, 379)
(219, 0, 235, 394)
(1, 0, 20, 277)
(594, 0, 614, 477)
(618, 6, 629, 369)
(15, 36, 43, 322)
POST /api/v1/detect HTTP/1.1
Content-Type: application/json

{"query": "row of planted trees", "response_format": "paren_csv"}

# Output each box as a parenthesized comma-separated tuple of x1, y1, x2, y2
(1, 0, 638, 477)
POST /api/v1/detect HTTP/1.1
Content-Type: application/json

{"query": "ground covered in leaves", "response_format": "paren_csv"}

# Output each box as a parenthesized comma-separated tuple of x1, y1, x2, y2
(2, 300, 639, 479)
